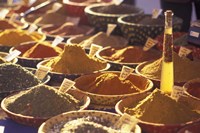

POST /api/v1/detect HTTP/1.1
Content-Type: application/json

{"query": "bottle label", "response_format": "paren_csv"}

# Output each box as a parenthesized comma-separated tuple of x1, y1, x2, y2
(35, 66, 50, 80)
(4, 50, 21, 62)
(52, 36, 64, 47)
(59, 78, 75, 93)
(89, 44, 102, 57)
(120, 66, 134, 80)
(163, 34, 173, 62)
(152, 9, 163, 19)
(114, 113, 138, 132)
(178, 46, 192, 58)
(66, 17, 80, 26)
(0, 9, 9, 19)
(112, 0, 124, 5)
(28, 24, 38, 33)
(190, 31, 199, 38)
(171, 86, 187, 101)
(106, 24, 117, 36)
(143, 37, 158, 51)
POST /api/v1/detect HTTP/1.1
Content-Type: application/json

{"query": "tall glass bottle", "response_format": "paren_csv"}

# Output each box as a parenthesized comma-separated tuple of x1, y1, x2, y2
(160, 10, 174, 94)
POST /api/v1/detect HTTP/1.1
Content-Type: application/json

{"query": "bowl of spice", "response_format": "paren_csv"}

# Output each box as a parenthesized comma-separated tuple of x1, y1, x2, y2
(38, 22, 94, 41)
(74, 71, 153, 108)
(37, 44, 110, 86)
(38, 110, 142, 133)
(155, 32, 200, 60)
(67, 32, 128, 52)
(63, 0, 99, 25)
(0, 63, 50, 101)
(1, 85, 90, 127)
(135, 52, 200, 88)
(177, 122, 200, 133)
(117, 14, 183, 45)
(84, 3, 144, 35)
(183, 78, 200, 101)
(9, 41, 64, 68)
(0, 29, 46, 52)
(0, 19, 28, 32)
(115, 89, 200, 133)
(96, 46, 162, 71)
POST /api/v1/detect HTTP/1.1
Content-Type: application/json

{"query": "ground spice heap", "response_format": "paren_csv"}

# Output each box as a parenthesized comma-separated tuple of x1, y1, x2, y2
(78, 73, 141, 95)
(0, 29, 42, 46)
(79, 32, 127, 48)
(0, 63, 40, 92)
(5, 85, 81, 117)
(140, 52, 200, 82)
(101, 46, 161, 63)
(60, 118, 120, 133)
(47, 22, 92, 36)
(0, 19, 18, 31)
(22, 41, 63, 58)
(44, 44, 106, 74)
(124, 89, 200, 124)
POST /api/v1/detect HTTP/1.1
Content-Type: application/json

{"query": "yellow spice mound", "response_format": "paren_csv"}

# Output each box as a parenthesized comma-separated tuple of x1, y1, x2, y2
(45, 44, 106, 74)
(125, 89, 200, 124)
(81, 73, 141, 95)
(140, 52, 200, 82)
(0, 29, 42, 46)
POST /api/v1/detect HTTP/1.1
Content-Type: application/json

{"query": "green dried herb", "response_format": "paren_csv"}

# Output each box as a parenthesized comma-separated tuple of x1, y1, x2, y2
(0, 63, 40, 92)
(6, 85, 81, 117)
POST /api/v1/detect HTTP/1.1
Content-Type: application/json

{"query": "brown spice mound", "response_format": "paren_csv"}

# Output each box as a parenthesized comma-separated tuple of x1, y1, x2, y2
(124, 89, 200, 124)
(101, 46, 161, 63)
(47, 22, 92, 36)
(0, 19, 18, 30)
(79, 32, 127, 48)
(0, 29, 43, 46)
(22, 42, 62, 58)
(140, 52, 200, 82)
(79, 73, 141, 95)
(44, 44, 106, 74)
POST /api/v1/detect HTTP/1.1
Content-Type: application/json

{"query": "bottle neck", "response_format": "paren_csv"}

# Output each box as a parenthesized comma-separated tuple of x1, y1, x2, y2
(163, 10, 174, 62)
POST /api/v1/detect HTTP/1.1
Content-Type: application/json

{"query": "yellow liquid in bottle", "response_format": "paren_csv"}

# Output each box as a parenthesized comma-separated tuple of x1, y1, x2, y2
(160, 26, 174, 94)
(160, 61, 174, 93)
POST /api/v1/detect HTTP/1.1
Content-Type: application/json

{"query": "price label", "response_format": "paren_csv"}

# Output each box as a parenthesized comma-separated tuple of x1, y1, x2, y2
(171, 86, 186, 101)
(4, 50, 21, 62)
(59, 78, 75, 93)
(89, 44, 102, 57)
(178, 46, 192, 58)
(106, 24, 117, 36)
(112, 0, 124, 5)
(120, 66, 134, 80)
(190, 31, 199, 38)
(143, 37, 158, 51)
(9, 13, 19, 22)
(152, 9, 163, 19)
(28, 24, 38, 33)
(52, 36, 64, 47)
(0, 126, 5, 133)
(0, 9, 9, 19)
(35, 66, 50, 80)
(66, 17, 80, 26)
(52, 2, 62, 12)
(114, 113, 138, 132)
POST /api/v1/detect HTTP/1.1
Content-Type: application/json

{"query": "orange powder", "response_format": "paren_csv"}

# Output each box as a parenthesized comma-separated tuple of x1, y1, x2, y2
(80, 73, 141, 95)
(22, 42, 63, 58)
